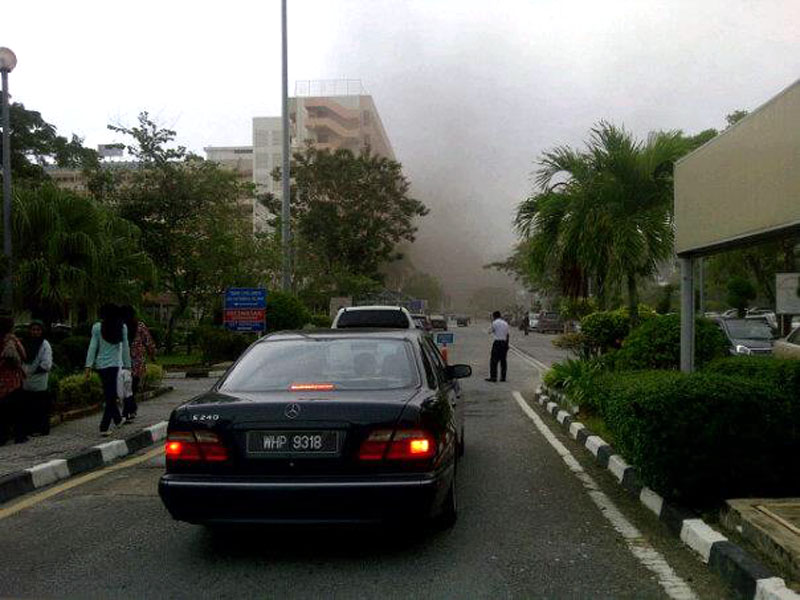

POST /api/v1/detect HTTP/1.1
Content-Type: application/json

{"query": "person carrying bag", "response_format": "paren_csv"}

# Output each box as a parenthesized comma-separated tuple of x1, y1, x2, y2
(84, 304, 131, 437)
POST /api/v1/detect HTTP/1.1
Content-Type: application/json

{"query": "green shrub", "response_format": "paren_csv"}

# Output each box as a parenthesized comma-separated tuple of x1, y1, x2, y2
(266, 291, 311, 333)
(55, 373, 103, 412)
(580, 311, 630, 355)
(195, 326, 254, 365)
(613, 314, 728, 371)
(704, 356, 800, 400)
(143, 363, 165, 389)
(552, 332, 589, 358)
(597, 370, 799, 505)
(52, 335, 91, 373)
(543, 358, 604, 411)
(308, 313, 333, 328)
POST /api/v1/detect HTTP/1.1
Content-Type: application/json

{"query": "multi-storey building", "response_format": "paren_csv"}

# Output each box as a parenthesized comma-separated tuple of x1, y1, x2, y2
(208, 80, 396, 233)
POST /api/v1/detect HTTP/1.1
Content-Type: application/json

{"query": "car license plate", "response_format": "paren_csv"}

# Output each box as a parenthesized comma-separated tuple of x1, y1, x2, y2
(246, 430, 340, 457)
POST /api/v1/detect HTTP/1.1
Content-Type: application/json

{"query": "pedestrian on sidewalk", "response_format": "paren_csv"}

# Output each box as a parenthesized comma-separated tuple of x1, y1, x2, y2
(120, 305, 156, 424)
(85, 304, 131, 436)
(485, 310, 510, 383)
(22, 320, 53, 436)
(0, 313, 27, 444)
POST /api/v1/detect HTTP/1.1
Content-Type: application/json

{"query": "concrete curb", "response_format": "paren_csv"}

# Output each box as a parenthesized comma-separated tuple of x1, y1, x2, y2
(0, 420, 169, 507)
(534, 386, 799, 600)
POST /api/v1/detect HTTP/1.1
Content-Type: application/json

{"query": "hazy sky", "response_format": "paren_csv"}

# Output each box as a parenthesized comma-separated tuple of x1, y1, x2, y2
(5, 0, 800, 302)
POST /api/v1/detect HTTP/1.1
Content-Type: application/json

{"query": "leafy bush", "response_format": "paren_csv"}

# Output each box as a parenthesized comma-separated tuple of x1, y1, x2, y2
(55, 373, 103, 412)
(543, 358, 604, 411)
(597, 370, 799, 505)
(704, 356, 800, 399)
(266, 291, 311, 332)
(143, 363, 165, 389)
(52, 335, 91, 373)
(613, 314, 728, 371)
(552, 332, 589, 358)
(580, 311, 630, 355)
(195, 326, 254, 365)
(308, 313, 333, 328)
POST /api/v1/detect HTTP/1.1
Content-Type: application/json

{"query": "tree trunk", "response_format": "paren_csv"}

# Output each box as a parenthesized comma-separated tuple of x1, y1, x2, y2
(627, 272, 639, 327)
(165, 296, 188, 355)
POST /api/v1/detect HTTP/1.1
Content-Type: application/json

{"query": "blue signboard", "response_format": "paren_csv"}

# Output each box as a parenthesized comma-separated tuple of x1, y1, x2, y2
(224, 288, 267, 332)
(225, 288, 266, 309)
(434, 332, 455, 346)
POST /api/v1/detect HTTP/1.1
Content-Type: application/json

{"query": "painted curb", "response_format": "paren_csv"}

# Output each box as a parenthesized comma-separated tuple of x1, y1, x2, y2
(0, 420, 169, 507)
(533, 385, 799, 600)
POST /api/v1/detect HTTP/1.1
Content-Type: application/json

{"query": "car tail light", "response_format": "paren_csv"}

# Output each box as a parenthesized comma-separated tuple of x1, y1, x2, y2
(358, 429, 393, 460)
(165, 431, 229, 463)
(358, 429, 436, 461)
(386, 430, 436, 460)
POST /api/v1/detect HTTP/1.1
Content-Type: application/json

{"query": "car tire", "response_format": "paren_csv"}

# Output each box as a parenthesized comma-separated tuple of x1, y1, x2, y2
(434, 476, 457, 530)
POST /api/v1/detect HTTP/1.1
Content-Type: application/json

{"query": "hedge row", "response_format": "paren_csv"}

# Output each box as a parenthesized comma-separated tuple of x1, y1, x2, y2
(53, 363, 165, 413)
(590, 365, 800, 506)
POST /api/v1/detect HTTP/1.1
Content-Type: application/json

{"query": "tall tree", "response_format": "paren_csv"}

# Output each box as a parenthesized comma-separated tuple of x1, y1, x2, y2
(514, 122, 689, 324)
(269, 145, 428, 295)
(1, 102, 99, 182)
(12, 184, 154, 323)
(109, 113, 264, 350)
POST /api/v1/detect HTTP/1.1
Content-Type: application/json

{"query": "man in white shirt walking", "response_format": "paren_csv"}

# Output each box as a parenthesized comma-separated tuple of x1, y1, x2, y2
(486, 311, 510, 382)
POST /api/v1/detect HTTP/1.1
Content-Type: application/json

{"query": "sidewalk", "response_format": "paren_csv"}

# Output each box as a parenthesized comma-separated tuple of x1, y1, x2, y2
(0, 378, 213, 479)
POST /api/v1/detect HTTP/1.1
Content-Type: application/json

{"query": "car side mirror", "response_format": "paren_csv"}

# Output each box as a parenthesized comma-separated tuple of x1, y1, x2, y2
(446, 364, 472, 379)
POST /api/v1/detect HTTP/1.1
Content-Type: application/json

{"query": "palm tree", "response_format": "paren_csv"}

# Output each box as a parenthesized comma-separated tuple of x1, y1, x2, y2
(515, 122, 689, 324)
(12, 183, 154, 322)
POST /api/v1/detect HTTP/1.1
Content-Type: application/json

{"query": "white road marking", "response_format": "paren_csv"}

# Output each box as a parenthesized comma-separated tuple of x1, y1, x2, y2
(512, 390, 697, 600)
(508, 344, 549, 371)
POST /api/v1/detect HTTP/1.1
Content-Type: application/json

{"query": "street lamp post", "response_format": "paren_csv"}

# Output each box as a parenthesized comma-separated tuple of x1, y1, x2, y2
(280, 0, 291, 292)
(0, 47, 17, 313)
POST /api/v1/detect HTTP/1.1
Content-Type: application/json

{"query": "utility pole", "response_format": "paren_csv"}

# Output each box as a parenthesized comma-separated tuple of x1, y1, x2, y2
(0, 47, 17, 312)
(280, 0, 291, 292)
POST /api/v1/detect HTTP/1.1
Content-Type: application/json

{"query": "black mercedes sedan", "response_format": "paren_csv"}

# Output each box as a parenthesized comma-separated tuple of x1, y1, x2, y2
(159, 328, 471, 527)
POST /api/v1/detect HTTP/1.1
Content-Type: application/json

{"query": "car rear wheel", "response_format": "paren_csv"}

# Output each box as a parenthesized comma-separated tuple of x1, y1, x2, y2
(433, 472, 457, 530)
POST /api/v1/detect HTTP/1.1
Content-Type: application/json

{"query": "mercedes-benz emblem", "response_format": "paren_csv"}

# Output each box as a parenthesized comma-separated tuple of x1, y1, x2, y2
(284, 403, 301, 419)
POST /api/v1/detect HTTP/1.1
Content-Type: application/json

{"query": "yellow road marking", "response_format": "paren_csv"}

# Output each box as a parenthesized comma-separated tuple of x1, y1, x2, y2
(0, 445, 165, 521)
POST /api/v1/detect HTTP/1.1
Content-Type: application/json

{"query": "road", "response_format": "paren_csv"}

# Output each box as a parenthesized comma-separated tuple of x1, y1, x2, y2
(0, 323, 730, 599)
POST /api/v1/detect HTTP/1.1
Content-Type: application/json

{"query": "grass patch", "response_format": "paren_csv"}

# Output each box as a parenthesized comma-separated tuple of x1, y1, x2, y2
(156, 352, 204, 369)
(576, 411, 616, 447)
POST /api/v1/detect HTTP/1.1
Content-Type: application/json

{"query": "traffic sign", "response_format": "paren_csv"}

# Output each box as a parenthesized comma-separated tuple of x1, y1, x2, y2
(434, 332, 455, 346)
(224, 288, 267, 332)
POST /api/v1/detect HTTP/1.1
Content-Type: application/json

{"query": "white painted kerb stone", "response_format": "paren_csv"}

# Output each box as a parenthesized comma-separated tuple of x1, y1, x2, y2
(584, 435, 606, 457)
(755, 577, 800, 600)
(546, 401, 558, 414)
(94, 440, 128, 463)
(640, 487, 664, 516)
(146, 421, 168, 442)
(26, 459, 70, 488)
(556, 410, 570, 424)
(608, 454, 630, 483)
(680, 519, 727, 563)
(568, 422, 585, 439)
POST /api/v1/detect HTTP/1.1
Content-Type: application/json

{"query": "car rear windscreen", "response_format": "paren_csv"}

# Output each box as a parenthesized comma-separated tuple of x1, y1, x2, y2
(336, 310, 410, 328)
(220, 338, 419, 392)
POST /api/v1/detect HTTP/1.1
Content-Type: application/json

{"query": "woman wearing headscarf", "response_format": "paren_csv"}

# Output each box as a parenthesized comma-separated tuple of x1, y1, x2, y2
(22, 320, 53, 436)
(0, 313, 27, 444)
(120, 305, 156, 423)
(85, 304, 131, 436)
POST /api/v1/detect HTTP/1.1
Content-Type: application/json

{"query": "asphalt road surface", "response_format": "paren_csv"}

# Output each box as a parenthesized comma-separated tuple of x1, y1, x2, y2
(0, 323, 731, 599)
